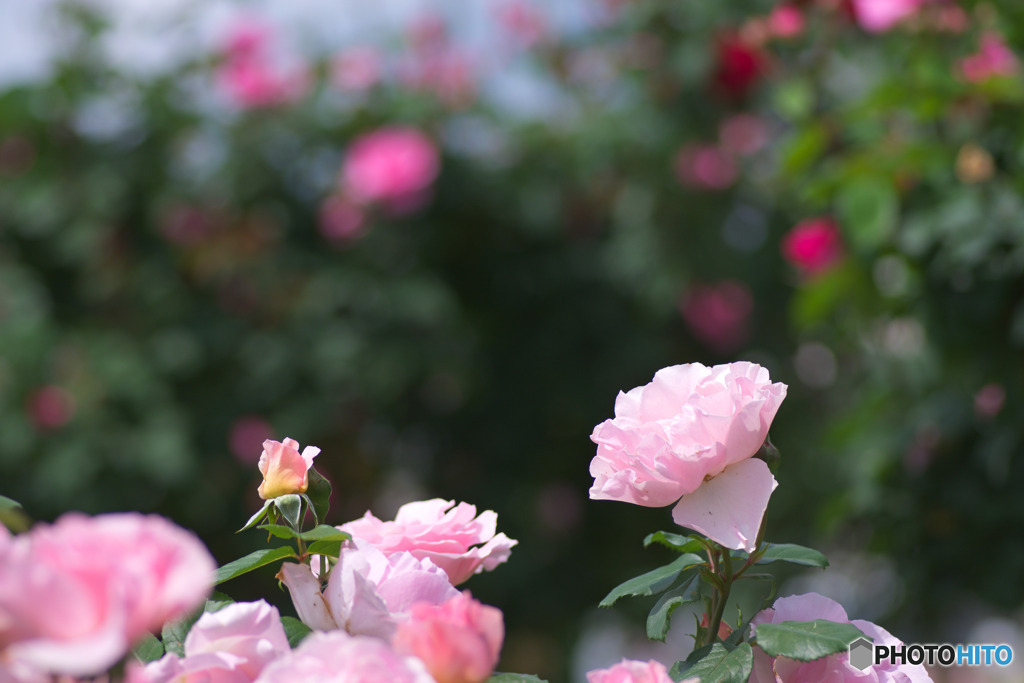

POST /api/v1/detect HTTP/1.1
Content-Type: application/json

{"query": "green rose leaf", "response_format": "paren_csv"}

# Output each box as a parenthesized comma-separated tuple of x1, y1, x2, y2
(274, 494, 303, 529)
(670, 642, 753, 683)
(281, 616, 313, 648)
(643, 531, 707, 555)
(256, 524, 349, 543)
(646, 572, 701, 642)
(600, 553, 704, 608)
(755, 619, 868, 662)
(238, 499, 274, 533)
(131, 632, 164, 663)
(756, 544, 829, 569)
(304, 468, 332, 526)
(214, 546, 298, 585)
(487, 675, 550, 683)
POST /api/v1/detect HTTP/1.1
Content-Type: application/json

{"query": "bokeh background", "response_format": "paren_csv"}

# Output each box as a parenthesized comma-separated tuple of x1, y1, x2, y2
(2, 0, 1024, 680)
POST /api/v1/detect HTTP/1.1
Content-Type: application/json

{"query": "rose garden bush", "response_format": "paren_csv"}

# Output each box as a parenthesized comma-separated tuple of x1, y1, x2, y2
(2, 0, 1024, 679)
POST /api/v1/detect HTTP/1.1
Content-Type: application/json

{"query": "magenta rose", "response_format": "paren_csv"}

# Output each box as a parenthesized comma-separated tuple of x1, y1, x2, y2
(339, 499, 517, 585)
(781, 217, 843, 276)
(749, 593, 932, 683)
(0, 513, 215, 677)
(278, 538, 459, 639)
(144, 600, 290, 683)
(586, 659, 693, 683)
(589, 362, 786, 551)
(392, 592, 504, 683)
(254, 631, 435, 683)
(341, 127, 440, 208)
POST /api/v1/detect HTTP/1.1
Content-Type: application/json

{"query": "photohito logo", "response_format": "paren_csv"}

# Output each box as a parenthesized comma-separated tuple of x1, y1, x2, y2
(848, 638, 1014, 670)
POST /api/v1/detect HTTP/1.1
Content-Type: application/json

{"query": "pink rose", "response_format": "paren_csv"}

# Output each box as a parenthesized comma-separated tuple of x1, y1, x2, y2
(278, 538, 459, 639)
(257, 437, 319, 500)
(339, 499, 518, 585)
(674, 144, 737, 190)
(960, 34, 1018, 83)
(0, 513, 215, 677)
(750, 593, 932, 682)
(589, 362, 787, 551)
(679, 280, 754, 352)
(586, 659, 692, 683)
(392, 593, 503, 683)
(216, 19, 307, 109)
(254, 631, 435, 683)
(144, 600, 289, 683)
(342, 128, 440, 208)
(768, 5, 804, 39)
(781, 217, 843, 275)
(851, 0, 927, 33)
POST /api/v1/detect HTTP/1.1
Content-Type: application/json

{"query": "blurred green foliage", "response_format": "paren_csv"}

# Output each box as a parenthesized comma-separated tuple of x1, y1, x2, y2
(4, 0, 1024, 679)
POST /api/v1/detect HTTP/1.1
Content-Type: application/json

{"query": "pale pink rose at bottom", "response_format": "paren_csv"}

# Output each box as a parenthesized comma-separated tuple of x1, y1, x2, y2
(586, 659, 695, 683)
(254, 631, 435, 683)
(671, 458, 778, 553)
(749, 593, 932, 683)
(392, 592, 503, 683)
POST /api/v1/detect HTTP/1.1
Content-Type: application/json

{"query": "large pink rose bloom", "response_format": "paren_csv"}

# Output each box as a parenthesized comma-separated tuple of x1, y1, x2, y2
(342, 127, 440, 207)
(0, 513, 215, 677)
(589, 362, 786, 551)
(586, 659, 694, 683)
(144, 600, 290, 683)
(278, 538, 459, 639)
(340, 499, 517, 585)
(254, 631, 435, 683)
(851, 0, 928, 33)
(749, 593, 932, 683)
(257, 437, 319, 500)
(393, 593, 503, 683)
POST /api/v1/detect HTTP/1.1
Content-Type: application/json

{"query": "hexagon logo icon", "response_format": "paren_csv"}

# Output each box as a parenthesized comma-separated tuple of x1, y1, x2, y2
(848, 637, 874, 671)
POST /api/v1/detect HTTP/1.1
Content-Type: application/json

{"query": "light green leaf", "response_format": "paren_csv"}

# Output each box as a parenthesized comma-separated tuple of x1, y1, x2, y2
(647, 572, 701, 642)
(282, 616, 313, 648)
(670, 642, 752, 683)
(835, 176, 898, 253)
(215, 547, 298, 585)
(756, 544, 829, 569)
(274, 494, 302, 529)
(131, 633, 164, 663)
(600, 553, 704, 608)
(239, 499, 274, 533)
(755, 619, 868, 662)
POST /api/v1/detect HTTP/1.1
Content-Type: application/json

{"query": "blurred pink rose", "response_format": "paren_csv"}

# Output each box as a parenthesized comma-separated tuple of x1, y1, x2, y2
(719, 114, 769, 156)
(217, 20, 307, 109)
(318, 195, 367, 244)
(230, 416, 274, 465)
(332, 47, 383, 92)
(768, 5, 805, 38)
(586, 659, 689, 683)
(495, 1, 548, 49)
(851, 0, 927, 33)
(342, 128, 441, 209)
(392, 592, 504, 683)
(674, 144, 737, 190)
(257, 437, 319, 500)
(399, 52, 477, 109)
(255, 631, 435, 683)
(679, 280, 754, 352)
(960, 34, 1018, 82)
(278, 538, 459, 639)
(749, 593, 932, 682)
(144, 601, 290, 683)
(781, 217, 844, 275)
(0, 513, 214, 677)
(340, 499, 518, 585)
(589, 362, 786, 551)
(26, 385, 75, 430)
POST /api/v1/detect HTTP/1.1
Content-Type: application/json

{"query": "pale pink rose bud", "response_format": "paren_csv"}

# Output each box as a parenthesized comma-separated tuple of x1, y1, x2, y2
(392, 592, 504, 683)
(340, 499, 518, 585)
(586, 659, 688, 683)
(144, 600, 290, 683)
(342, 128, 441, 208)
(257, 437, 320, 499)
(589, 362, 786, 551)
(0, 513, 215, 677)
(781, 217, 843, 275)
(749, 593, 932, 682)
(256, 631, 436, 683)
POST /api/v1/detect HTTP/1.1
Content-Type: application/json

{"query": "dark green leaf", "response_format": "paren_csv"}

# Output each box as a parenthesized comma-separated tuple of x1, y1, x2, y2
(131, 633, 164, 663)
(305, 468, 332, 525)
(281, 616, 313, 648)
(487, 675, 550, 683)
(756, 544, 829, 569)
(161, 611, 200, 658)
(644, 531, 707, 555)
(670, 642, 752, 683)
(600, 553, 704, 608)
(256, 523, 349, 543)
(238, 499, 273, 533)
(306, 540, 343, 557)
(755, 620, 867, 662)
(274, 494, 302, 529)
(215, 547, 298, 585)
(647, 572, 700, 642)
